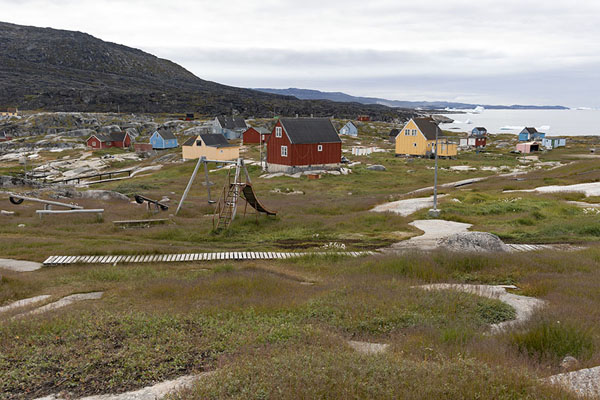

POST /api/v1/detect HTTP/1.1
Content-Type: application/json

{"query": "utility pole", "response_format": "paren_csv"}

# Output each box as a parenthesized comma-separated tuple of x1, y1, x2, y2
(429, 122, 441, 218)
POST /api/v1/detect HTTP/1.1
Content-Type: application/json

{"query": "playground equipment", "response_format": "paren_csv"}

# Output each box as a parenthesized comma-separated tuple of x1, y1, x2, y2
(175, 157, 276, 231)
(134, 194, 169, 212)
(6, 192, 82, 210)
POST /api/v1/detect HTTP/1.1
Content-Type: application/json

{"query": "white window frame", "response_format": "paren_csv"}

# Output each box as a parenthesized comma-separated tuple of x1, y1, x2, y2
(281, 145, 288, 157)
(275, 127, 282, 138)
(317, 144, 323, 152)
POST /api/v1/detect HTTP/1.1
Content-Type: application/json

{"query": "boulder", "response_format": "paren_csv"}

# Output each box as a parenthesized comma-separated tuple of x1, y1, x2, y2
(560, 356, 580, 372)
(438, 232, 510, 253)
(367, 164, 387, 171)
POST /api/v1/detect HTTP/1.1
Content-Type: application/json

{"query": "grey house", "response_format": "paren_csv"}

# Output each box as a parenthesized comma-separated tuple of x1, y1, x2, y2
(213, 116, 248, 140)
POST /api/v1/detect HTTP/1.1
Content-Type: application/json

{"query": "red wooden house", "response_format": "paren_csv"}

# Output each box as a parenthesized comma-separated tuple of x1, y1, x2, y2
(266, 118, 341, 173)
(357, 115, 371, 122)
(86, 131, 132, 149)
(242, 127, 270, 144)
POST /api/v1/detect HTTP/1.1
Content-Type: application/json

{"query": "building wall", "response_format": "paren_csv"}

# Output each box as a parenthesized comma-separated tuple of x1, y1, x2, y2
(182, 143, 239, 161)
(395, 119, 430, 156)
(266, 120, 341, 167)
(243, 128, 261, 144)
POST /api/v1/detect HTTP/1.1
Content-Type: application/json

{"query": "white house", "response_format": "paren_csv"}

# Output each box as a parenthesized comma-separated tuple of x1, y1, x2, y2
(339, 121, 358, 137)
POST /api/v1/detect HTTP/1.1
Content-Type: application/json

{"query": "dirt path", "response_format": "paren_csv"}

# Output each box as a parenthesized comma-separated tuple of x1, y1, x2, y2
(13, 292, 104, 319)
(371, 195, 447, 216)
(417, 284, 545, 332)
(0, 258, 42, 272)
(385, 219, 473, 251)
(35, 373, 211, 400)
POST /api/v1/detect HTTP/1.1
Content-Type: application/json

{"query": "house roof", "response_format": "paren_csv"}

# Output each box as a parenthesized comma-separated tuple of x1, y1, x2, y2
(155, 128, 176, 140)
(217, 116, 247, 130)
(413, 118, 442, 141)
(522, 127, 538, 134)
(91, 131, 127, 143)
(256, 127, 270, 134)
(199, 133, 236, 148)
(474, 127, 487, 131)
(279, 118, 341, 144)
(344, 121, 357, 129)
(389, 128, 400, 136)
(182, 136, 196, 146)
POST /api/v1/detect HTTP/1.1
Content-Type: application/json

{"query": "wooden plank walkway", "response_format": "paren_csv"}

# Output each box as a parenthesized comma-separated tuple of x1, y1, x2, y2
(507, 244, 581, 252)
(42, 251, 375, 266)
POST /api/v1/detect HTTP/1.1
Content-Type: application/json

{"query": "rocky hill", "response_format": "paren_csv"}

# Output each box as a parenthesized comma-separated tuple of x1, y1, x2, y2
(0, 22, 413, 120)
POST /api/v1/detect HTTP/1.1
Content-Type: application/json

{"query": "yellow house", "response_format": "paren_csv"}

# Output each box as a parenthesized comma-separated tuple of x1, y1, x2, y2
(0, 108, 18, 117)
(182, 134, 239, 161)
(395, 117, 457, 157)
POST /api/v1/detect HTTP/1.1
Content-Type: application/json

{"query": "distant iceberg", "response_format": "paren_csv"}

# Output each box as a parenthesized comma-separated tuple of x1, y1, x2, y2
(465, 119, 473, 124)
(473, 106, 485, 114)
(537, 125, 550, 131)
(500, 125, 524, 131)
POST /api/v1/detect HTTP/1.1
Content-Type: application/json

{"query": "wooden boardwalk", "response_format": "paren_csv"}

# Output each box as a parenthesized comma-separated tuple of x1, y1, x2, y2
(43, 251, 375, 266)
(507, 244, 581, 252)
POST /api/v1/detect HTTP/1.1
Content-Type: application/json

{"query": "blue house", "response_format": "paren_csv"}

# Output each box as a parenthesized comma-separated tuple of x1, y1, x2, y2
(518, 127, 545, 142)
(150, 128, 178, 149)
(339, 121, 358, 137)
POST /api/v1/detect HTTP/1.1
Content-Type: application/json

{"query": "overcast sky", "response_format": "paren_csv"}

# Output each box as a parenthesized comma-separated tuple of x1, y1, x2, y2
(3, 0, 600, 107)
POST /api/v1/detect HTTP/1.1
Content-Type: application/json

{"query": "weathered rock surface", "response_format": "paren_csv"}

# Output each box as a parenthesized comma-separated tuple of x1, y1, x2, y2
(367, 164, 386, 171)
(438, 232, 510, 252)
(77, 190, 130, 202)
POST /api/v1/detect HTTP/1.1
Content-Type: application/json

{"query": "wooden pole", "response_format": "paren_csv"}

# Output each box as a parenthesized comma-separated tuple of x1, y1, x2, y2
(175, 156, 204, 215)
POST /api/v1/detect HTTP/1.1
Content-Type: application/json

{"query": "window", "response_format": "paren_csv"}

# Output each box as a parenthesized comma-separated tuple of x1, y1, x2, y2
(281, 145, 288, 157)
(275, 127, 282, 138)
(405, 129, 410, 136)
(412, 129, 417, 136)
(196, 140, 202, 146)
(317, 145, 323, 152)
(413, 143, 417, 147)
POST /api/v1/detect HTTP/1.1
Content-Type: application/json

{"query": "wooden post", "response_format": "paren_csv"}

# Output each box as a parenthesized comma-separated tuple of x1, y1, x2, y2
(175, 156, 204, 215)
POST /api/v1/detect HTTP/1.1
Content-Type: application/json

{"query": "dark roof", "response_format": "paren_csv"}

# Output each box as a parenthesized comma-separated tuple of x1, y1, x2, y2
(199, 133, 236, 148)
(6, 108, 17, 113)
(155, 128, 176, 140)
(109, 131, 126, 142)
(474, 127, 487, 131)
(279, 118, 341, 144)
(182, 136, 196, 146)
(256, 127, 270, 134)
(523, 127, 538, 134)
(217, 116, 247, 130)
(413, 118, 442, 140)
(390, 128, 400, 136)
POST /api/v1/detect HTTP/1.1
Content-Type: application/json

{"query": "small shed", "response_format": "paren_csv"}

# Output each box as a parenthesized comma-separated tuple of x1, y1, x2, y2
(150, 128, 178, 149)
(516, 142, 540, 153)
(213, 116, 248, 140)
(542, 137, 566, 149)
(134, 143, 153, 153)
(339, 121, 358, 137)
(242, 127, 270, 144)
(182, 134, 239, 161)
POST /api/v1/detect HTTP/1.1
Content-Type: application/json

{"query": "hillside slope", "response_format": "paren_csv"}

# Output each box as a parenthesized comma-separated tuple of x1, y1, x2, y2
(0, 22, 412, 120)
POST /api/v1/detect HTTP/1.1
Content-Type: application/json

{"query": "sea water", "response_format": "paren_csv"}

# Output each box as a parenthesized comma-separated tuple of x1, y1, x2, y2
(440, 109, 600, 136)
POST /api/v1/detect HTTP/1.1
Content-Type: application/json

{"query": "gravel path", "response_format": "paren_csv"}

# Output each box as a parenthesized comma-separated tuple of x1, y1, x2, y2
(0, 258, 43, 272)
(35, 373, 211, 400)
(15, 292, 103, 318)
(0, 295, 51, 314)
(371, 195, 447, 216)
(386, 219, 473, 251)
(545, 366, 600, 397)
(506, 182, 600, 197)
(417, 284, 545, 332)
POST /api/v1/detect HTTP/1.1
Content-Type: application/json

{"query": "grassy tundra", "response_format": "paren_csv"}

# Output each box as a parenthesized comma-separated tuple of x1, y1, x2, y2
(1, 120, 600, 398)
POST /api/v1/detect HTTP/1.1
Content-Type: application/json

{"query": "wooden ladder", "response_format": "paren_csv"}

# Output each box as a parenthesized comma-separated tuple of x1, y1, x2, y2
(213, 163, 244, 231)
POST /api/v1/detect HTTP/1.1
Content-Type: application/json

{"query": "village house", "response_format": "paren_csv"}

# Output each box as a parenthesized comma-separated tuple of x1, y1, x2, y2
(357, 115, 370, 122)
(339, 121, 358, 137)
(459, 127, 487, 148)
(213, 116, 248, 140)
(389, 128, 400, 143)
(0, 108, 18, 117)
(242, 127, 270, 144)
(516, 142, 540, 153)
(150, 128, 178, 149)
(0, 131, 12, 142)
(542, 137, 566, 149)
(395, 118, 457, 158)
(519, 127, 545, 142)
(266, 118, 342, 173)
(182, 134, 239, 161)
(86, 131, 132, 149)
